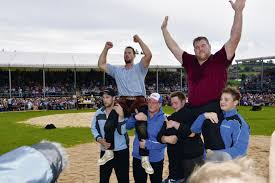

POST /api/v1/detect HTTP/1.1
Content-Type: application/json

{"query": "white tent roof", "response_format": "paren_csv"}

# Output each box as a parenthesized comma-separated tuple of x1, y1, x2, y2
(0, 51, 182, 69)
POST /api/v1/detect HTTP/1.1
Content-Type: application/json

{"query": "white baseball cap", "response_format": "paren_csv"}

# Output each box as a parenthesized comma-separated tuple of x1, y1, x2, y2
(148, 93, 163, 103)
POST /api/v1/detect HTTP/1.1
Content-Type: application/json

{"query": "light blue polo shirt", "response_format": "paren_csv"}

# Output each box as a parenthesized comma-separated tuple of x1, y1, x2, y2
(106, 61, 148, 97)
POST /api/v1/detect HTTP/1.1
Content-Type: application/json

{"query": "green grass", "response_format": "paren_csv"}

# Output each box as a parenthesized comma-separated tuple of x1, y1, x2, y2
(162, 106, 175, 114)
(227, 80, 241, 87)
(0, 106, 274, 155)
(0, 109, 95, 155)
(237, 106, 275, 135)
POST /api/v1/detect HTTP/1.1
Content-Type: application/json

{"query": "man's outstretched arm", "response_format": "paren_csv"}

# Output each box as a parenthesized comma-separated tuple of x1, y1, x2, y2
(98, 41, 113, 72)
(225, 0, 246, 60)
(134, 35, 152, 68)
(161, 16, 184, 64)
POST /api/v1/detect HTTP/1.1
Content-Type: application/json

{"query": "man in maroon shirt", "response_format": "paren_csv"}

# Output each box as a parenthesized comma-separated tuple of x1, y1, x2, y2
(162, 0, 245, 107)
(160, 0, 246, 181)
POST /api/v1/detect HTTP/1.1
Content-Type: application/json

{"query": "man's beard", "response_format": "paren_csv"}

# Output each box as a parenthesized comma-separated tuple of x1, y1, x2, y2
(197, 52, 210, 62)
(104, 103, 112, 108)
(125, 60, 131, 64)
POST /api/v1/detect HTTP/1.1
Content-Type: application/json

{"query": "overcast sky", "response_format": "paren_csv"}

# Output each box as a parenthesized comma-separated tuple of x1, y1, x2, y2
(0, 0, 274, 62)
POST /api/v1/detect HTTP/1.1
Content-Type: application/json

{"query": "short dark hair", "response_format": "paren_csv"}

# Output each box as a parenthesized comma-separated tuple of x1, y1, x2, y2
(170, 91, 186, 101)
(222, 87, 241, 101)
(125, 46, 136, 54)
(193, 36, 210, 47)
(102, 88, 116, 97)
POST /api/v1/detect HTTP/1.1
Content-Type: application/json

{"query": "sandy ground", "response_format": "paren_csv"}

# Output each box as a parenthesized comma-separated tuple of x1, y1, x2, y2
(57, 136, 270, 183)
(21, 112, 95, 128)
(22, 113, 271, 183)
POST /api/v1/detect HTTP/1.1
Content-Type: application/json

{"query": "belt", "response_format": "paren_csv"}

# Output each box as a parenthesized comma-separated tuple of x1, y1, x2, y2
(120, 96, 145, 100)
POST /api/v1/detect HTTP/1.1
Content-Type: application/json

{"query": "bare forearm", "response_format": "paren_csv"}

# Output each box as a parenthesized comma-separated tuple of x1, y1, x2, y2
(98, 47, 108, 71)
(162, 28, 183, 62)
(162, 28, 179, 52)
(136, 37, 152, 68)
(230, 11, 243, 46)
(225, 0, 246, 60)
(138, 39, 152, 58)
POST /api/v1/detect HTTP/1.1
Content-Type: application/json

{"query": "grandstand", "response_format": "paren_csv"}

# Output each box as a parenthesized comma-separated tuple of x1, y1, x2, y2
(0, 51, 186, 97)
(0, 51, 274, 111)
(231, 56, 275, 92)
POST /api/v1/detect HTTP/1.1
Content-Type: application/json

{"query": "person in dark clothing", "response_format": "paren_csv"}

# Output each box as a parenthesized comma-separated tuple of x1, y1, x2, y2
(157, 92, 204, 183)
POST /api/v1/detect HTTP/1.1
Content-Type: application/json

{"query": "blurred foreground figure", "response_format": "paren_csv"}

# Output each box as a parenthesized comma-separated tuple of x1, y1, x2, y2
(0, 140, 68, 183)
(187, 157, 266, 183)
(270, 130, 275, 183)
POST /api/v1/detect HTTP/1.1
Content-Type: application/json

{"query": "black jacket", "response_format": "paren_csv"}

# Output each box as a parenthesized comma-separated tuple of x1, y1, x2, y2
(157, 106, 204, 159)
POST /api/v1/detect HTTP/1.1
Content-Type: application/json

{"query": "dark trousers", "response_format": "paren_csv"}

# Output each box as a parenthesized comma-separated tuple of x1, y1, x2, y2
(134, 105, 149, 156)
(133, 157, 163, 183)
(179, 155, 204, 182)
(105, 96, 149, 156)
(162, 101, 219, 181)
(188, 100, 221, 117)
(167, 144, 185, 180)
(188, 100, 225, 150)
(99, 148, 129, 183)
(104, 109, 118, 150)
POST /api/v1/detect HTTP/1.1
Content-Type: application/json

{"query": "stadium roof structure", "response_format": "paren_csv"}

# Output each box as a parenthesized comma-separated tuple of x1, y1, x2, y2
(235, 56, 275, 62)
(0, 51, 182, 70)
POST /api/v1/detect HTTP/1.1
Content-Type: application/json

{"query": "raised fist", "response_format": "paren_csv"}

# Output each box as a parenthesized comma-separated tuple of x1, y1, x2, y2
(133, 35, 140, 43)
(105, 42, 113, 49)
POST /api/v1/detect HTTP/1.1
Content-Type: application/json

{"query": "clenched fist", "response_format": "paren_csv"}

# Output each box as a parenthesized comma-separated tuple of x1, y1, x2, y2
(105, 42, 113, 49)
(133, 35, 140, 43)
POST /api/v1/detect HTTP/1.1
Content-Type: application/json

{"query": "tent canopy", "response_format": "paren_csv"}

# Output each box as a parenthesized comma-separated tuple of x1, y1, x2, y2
(0, 51, 182, 69)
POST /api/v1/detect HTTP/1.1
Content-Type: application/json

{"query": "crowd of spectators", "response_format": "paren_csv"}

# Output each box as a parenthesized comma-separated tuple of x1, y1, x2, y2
(0, 70, 274, 112)
(1, 91, 274, 112)
(0, 70, 187, 97)
(0, 97, 77, 112)
(240, 93, 275, 106)
(240, 71, 275, 93)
